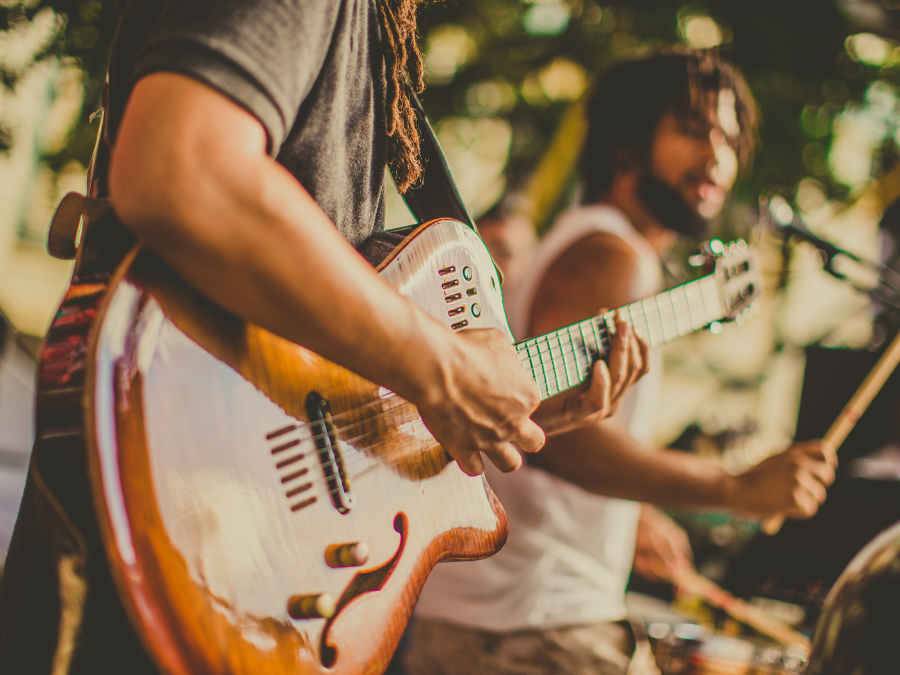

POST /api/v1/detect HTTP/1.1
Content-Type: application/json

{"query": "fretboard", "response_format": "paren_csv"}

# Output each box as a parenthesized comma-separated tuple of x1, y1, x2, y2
(516, 273, 725, 401)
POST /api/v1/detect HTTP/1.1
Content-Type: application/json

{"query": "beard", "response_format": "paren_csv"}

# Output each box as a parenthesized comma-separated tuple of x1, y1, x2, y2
(636, 173, 712, 238)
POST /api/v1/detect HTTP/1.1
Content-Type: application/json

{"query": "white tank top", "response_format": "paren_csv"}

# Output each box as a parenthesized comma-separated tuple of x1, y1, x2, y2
(414, 205, 664, 631)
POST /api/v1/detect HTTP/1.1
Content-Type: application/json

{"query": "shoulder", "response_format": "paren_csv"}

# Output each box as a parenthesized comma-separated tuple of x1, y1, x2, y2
(546, 230, 642, 300)
(527, 230, 644, 337)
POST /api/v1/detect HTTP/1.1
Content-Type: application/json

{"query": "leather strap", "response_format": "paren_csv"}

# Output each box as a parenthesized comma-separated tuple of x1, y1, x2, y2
(398, 92, 476, 232)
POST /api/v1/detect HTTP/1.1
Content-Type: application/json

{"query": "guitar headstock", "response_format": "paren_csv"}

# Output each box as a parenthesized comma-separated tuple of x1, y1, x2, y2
(711, 239, 762, 324)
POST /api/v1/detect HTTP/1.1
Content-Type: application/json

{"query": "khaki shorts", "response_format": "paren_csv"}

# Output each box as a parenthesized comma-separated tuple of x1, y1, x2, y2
(402, 617, 661, 675)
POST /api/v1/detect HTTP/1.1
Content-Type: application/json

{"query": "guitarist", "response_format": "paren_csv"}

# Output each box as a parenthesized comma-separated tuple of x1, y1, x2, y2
(407, 49, 837, 675)
(0, 1, 648, 673)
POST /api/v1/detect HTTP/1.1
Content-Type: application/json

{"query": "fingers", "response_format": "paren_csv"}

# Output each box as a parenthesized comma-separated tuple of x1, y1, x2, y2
(452, 415, 545, 477)
(584, 359, 613, 417)
(635, 327, 651, 382)
(605, 315, 634, 403)
(796, 469, 827, 510)
(788, 440, 837, 489)
(622, 312, 645, 388)
(479, 442, 522, 475)
(511, 418, 547, 455)
(773, 440, 837, 519)
(789, 481, 821, 518)
(796, 438, 838, 468)
(455, 450, 487, 477)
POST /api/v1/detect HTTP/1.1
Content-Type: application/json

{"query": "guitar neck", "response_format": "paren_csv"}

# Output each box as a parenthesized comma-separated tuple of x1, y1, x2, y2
(515, 272, 726, 401)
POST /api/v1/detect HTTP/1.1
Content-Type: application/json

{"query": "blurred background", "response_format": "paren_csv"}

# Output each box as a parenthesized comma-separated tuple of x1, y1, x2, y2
(2, 0, 900, 638)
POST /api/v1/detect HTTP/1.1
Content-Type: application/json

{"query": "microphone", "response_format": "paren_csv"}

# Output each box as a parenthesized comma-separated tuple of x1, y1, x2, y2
(778, 221, 868, 279)
(761, 195, 900, 307)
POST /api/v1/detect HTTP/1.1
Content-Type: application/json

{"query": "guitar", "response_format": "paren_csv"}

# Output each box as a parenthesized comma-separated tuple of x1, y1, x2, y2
(41, 217, 758, 675)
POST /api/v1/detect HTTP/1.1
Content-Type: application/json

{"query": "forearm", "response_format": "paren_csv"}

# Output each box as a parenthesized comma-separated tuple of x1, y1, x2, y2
(109, 75, 451, 407)
(528, 420, 740, 510)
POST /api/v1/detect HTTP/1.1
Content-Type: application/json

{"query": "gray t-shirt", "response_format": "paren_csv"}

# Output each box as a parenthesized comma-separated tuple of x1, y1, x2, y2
(107, 0, 388, 250)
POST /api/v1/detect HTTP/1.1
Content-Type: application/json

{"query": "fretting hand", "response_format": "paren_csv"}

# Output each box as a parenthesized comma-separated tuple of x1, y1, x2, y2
(532, 312, 650, 435)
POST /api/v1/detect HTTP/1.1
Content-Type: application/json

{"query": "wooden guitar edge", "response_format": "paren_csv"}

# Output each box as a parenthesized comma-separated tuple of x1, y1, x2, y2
(375, 220, 448, 273)
(81, 244, 196, 675)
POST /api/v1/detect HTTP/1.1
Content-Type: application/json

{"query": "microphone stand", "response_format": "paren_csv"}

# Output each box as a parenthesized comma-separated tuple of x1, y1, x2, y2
(760, 197, 900, 310)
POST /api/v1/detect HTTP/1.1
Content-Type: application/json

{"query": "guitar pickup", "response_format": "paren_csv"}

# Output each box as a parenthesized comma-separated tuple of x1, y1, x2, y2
(306, 391, 354, 515)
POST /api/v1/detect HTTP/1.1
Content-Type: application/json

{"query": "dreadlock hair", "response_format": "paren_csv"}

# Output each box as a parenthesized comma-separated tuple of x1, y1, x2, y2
(580, 47, 760, 204)
(376, 0, 426, 193)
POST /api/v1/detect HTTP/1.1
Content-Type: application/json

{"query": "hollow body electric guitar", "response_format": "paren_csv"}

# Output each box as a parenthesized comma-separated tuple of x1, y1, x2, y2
(47, 218, 759, 675)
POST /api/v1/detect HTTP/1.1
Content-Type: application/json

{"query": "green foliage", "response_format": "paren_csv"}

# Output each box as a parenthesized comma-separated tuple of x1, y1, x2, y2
(415, 0, 891, 215)
(8, 0, 899, 218)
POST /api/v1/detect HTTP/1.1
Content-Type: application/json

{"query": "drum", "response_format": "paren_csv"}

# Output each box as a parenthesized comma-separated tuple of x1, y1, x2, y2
(806, 519, 900, 675)
(650, 624, 807, 675)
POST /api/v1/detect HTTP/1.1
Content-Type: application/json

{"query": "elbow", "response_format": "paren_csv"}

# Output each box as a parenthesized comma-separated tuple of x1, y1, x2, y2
(108, 142, 186, 243)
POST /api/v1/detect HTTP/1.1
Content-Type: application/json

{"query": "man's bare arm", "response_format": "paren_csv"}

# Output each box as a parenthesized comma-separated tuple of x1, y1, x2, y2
(529, 421, 835, 518)
(109, 72, 546, 475)
(526, 232, 835, 519)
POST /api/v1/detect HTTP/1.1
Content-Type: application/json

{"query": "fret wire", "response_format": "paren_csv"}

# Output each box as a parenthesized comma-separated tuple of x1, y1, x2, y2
(656, 290, 678, 343)
(684, 280, 705, 330)
(590, 317, 605, 361)
(578, 321, 594, 368)
(601, 312, 614, 350)
(564, 326, 577, 382)
(568, 329, 584, 387)
(626, 303, 638, 340)
(554, 330, 568, 389)
(550, 333, 565, 393)
(593, 316, 608, 356)
(650, 297, 667, 347)
(670, 285, 691, 336)
(559, 330, 574, 388)
(640, 299, 659, 348)
(569, 325, 589, 382)
(534, 337, 550, 396)
(668, 287, 684, 337)
(530, 341, 550, 398)
(540, 336, 561, 396)
(549, 331, 566, 391)
(700, 276, 724, 322)
(628, 302, 647, 343)
(524, 343, 541, 396)
(588, 319, 600, 357)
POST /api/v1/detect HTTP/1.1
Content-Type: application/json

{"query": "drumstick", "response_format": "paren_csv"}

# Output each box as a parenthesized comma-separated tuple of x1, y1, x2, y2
(762, 327, 900, 535)
(674, 569, 811, 650)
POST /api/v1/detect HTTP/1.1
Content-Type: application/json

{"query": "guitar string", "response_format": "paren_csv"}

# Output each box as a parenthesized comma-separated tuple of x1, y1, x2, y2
(281, 335, 603, 489)
(285, 326, 644, 488)
(279, 264, 747, 501)
(286, 296, 713, 452)
(280, 311, 730, 503)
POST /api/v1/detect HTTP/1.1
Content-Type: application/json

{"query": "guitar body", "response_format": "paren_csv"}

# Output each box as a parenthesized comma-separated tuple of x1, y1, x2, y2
(82, 218, 510, 675)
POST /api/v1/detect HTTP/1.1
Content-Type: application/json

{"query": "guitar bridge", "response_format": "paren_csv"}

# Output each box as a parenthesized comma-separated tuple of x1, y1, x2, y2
(306, 392, 354, 514)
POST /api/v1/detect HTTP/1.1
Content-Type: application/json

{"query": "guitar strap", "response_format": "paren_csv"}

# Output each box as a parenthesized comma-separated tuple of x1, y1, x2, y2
(398, 91, 477, 232)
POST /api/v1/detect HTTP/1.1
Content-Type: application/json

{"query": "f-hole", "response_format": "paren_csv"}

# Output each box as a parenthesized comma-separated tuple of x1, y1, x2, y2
(319, 512, 408, 668)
